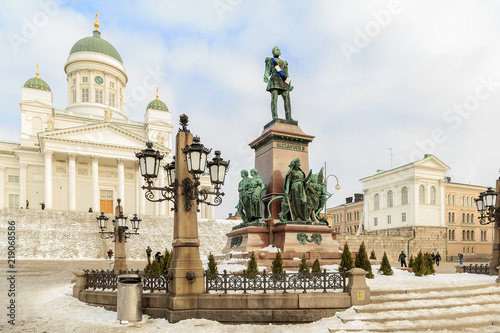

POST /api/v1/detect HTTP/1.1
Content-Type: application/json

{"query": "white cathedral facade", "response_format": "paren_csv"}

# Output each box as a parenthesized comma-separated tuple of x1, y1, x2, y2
(0, 20, 214, 218)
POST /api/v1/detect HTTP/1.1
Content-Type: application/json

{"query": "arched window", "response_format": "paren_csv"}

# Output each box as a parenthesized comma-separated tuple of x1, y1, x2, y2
(447, 194, 451, 205)
(419, 185, 425, 204)
(466, 230, 470, 240)
(472, 246, 474, 255)
(452, 195, 456, 206)
(462, 230, 465, 240)
(402, 187, 408, 205)
(430, 187, 436, 204)
(374, 194, 380, 210)
(31, 117, 44, 134)
(461, 196, 465, 206)
(448, 230, 451, 239)
(387, 190, 393, 208)
(466, 214, 470, 223)
(452, 230, 455, 240)
(471, 214, 474, 223)
(471, 230, 474, 240)
(462, 213, 465, 223)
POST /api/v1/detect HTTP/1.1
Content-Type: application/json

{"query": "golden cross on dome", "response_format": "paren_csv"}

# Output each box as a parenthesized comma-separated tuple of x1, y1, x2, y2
(36, 64, 39, 78)
(156, 87, 159, 100)
(94, 12, 99, 31)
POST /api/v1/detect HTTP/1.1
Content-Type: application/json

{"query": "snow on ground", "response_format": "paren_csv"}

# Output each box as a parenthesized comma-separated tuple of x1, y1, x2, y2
(1, 260, 498, 333)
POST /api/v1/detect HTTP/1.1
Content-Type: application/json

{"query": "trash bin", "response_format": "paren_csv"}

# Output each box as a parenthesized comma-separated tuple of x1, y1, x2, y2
(117, 274, 142, 322)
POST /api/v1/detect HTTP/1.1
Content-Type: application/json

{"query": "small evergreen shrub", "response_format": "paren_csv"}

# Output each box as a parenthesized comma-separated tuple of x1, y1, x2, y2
(413, 251, 425, 276)
(339, 243, 354, 272)
(354, 241, 374, 279)
(408, 255, 414, 269)
(207, 252, 218, 275)
(424, 253, 435, 275)
(298, 254, 310, 276)
(312, 258, 322, 274)
(246, 251, 259, 276)
(272, 250, 284, 274)
(378, 252, 393, 275)
(370, 250, 377, 260)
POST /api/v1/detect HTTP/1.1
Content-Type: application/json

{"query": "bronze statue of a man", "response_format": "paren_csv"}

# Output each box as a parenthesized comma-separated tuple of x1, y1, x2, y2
(264, 46, 294, 121)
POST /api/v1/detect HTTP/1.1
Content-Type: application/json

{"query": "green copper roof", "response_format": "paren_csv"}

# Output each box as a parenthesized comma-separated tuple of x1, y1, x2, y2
(23, 77, 51, 91)
(147, 99, 168, 111)
(69, 30, 123, 63)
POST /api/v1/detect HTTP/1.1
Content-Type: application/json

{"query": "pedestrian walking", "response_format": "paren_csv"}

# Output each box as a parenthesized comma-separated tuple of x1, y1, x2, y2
(431, 252, 436, 263)
(458, 253, 463, 265)
(40, 202, 45, 210)
(435, 252, 441, 266)
(26, 199, 29, 209)
(146, 246, 152, 260)
(398, 251, 407, 267)
(107, 249, 113, 259)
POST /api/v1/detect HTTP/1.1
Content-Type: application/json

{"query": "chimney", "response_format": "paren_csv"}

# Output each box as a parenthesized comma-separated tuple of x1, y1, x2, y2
(354, 193, 364, 202)
(346, 197, 353, 204)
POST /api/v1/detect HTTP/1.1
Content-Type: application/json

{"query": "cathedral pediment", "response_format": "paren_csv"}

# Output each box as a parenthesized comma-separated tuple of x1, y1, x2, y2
(38, 122, 169, 158)
(414, 154, 450, 172)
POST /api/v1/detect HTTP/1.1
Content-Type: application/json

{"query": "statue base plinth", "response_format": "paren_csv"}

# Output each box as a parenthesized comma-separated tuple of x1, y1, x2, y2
(220, 220, 341, 267)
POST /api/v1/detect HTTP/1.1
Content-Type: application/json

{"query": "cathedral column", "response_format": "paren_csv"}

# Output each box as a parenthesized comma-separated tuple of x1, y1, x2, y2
(89, 69, 95, 102)
(117, 158, 125, 209)
(138, 167, 146, 215)
(0, 167, 5, 209)
(159, 165, 165, 216)
(104, 72, 109, 106)
(44, 151, 53, 210)
(19, 164, 27, 209)
(91, 155, 99, 212)
(68, 153, 77, 211)
(76, 70, 81, 103)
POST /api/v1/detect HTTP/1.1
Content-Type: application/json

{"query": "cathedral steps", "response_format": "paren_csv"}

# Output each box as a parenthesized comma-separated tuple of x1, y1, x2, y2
(329, 283, 500, 332)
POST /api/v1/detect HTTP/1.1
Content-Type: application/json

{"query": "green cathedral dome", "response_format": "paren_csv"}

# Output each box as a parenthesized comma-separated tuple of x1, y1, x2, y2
(69, 30, 123, 63)
(147, 98, 168, 111)
(24, 75, 51, 92)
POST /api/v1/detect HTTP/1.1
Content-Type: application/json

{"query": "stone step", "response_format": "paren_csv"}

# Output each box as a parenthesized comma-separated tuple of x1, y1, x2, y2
(356, 295, 500, 313)
(339, 303, 500, 323)
(370, 282, 498, 296)
(329, 315, 500, 332)
(370, 285, 500, 303)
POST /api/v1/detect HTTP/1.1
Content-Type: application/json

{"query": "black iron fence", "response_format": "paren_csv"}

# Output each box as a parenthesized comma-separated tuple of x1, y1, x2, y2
(464, 264, 490, 275)
(83, 269, 171, 292)
(83, 269, 347, 294)
(205, 269, 347, 293)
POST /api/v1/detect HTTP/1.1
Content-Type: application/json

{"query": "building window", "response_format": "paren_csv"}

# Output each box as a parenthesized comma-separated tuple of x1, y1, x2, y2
(72, 78, 76, 85)
(109, 93, 115, 108)
(461, 196, 465, 206)
(452, 230, 455, 240)
(419, 185, 425, 204)
(463, 246, 466, 254)
(9, 194, 19, 208)
(467, 246, 470, 255)
(481, 230, 487, 241)
(471, 214, 474, 223)
(387, 190, 393, 208)
(82, 89, 89, 102)
(402, 212, 406, 222)
(447, 194, 451, 205)
(466, 230, 470, 240)
(95, 89, 103, 104)
(110, 81, 115, 88)
(387, 215, 391, 224)
(374, 217, 378, 226)
(471, 246, 474, 255)
(452, 195, 456, 206)
(401, 187, 408, 205)
(72, 90, 77, 103)
(8, 175, 19, 183)
(31, 116, 43, 134)
(374, 194, 380, 210)
(471, 230, 474, 240)
(82, 77, 88, 83)
(430, 186, 436, 204)
(462, 230, 465, 240)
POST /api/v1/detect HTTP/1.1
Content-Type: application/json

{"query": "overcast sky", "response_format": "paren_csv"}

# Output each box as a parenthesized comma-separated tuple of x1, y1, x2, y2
(2, 0, 500, 219)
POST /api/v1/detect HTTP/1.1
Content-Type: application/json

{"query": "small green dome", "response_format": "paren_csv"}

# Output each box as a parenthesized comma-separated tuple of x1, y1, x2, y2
(69, 30, 123, 63)
(147, 98, 168, 111)
(24, 76, 51, 91)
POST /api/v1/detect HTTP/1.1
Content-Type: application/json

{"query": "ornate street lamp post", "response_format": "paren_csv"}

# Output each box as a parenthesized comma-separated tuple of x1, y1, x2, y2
(96, 198, 141, 272)
(475, 181, 500, 281)
(136, 114, 229, 297)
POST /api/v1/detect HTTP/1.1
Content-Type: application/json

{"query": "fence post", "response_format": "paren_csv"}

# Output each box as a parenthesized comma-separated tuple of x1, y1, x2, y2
(263, 269, 267, 294)
(347, 268, 371, 306)
(283, 270, 287, 294)
(72, 270, 86, 298)
(322, 269, 327, 293)
(205, 270, 208, 293)
(223, 270, 228, 294)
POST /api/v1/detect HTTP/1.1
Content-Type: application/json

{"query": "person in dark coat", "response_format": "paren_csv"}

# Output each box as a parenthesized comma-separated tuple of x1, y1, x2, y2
(146, 246, 152, 260)
(40, 202, 45, 210)
(107, 249, 113, 259)
(458, 253, 463, 265)
(435, 252, 441, 266)
(398, 251, 407, 267)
